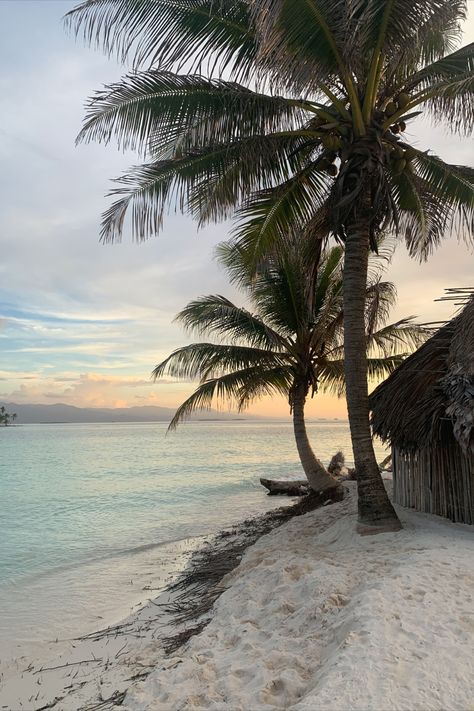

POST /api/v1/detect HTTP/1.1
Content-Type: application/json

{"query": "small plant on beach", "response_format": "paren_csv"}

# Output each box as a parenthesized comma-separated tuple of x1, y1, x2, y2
(153, 240, 428, 492)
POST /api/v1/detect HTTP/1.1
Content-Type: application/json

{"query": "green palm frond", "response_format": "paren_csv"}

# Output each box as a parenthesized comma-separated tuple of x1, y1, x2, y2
(366, 318, 432, 357)
(215, 239, 257, 289)
(313, 244, 343, 314)
(250, 0, 359, 104)
(366, 355, 406, 380)
(408, 41, 474, 89)
(408, 1, 466, 66)
(175, 295, 289, 350)
(364, 280, 397, 336)
(412, 154, 474, 237)
(152, 342, 288, 381)
(78, 72, 304, 157)
(236, 365, 295, 409)
(251, 259, 307, 337)
(166, 365, 293, 430)
(233, 164, 331, 266)
(360, 1, 465, 66)
(385, 156, 473, 259)
(65, 0, 257, 79)
(404, 42, 474, 131)
(100, 132, 317, 242)
(319, 355, 405, 397)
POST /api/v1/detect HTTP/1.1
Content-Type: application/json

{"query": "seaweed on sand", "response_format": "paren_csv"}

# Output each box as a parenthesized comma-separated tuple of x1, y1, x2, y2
(160, 486, 343, 654)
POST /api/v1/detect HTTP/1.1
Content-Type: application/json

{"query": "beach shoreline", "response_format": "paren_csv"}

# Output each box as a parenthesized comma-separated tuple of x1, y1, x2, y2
(2, 480, 473, 711)
(0, 491, 312, 710)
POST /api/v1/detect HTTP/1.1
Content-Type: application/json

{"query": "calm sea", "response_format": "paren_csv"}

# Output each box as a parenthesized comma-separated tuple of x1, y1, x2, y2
(0, 420, 387, 657)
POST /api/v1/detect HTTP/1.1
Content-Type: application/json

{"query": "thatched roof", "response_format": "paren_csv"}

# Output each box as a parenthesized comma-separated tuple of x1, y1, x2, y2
(370, 296, 474, 454)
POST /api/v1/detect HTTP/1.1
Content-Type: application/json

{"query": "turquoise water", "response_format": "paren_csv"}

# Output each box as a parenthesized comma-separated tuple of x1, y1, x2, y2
(0, 420, 387, 654)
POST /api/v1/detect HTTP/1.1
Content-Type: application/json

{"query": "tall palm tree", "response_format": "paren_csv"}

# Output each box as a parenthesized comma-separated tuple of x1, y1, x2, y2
(67, 0, 474, 530)
(153, 241, 428, 492)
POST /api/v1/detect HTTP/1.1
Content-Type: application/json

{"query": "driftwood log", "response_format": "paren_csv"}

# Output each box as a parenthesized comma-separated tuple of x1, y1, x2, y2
(259, 477, 310, 496)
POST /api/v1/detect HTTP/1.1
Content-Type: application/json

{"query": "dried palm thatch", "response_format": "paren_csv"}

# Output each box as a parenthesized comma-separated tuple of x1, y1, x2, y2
(370, 292, 474, 524)
(371, 294, 474, 453)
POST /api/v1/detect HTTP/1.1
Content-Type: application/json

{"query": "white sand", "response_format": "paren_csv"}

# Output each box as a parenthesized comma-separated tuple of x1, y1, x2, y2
(2, 481, 474, 710)
(127, 482, 474, 711)
(0, 539, 204, 710)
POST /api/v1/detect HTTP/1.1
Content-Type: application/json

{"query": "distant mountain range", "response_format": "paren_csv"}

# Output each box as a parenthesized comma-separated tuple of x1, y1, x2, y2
(0, 402, 259, 424)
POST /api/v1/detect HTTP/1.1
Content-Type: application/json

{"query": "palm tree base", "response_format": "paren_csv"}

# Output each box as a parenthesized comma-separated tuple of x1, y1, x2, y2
(356, 475, 402, 533)
(356, 518, 402, 535)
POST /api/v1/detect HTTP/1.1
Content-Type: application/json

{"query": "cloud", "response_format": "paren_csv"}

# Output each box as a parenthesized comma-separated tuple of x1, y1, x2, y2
(0, 1, 472, 417)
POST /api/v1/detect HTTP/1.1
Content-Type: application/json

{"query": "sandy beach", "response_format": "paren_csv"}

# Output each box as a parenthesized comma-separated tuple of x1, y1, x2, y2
(1, 480, 474, 711)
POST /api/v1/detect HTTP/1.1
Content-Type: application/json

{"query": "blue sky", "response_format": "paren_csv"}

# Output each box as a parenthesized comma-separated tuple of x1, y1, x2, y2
(0, 1, 473, 416)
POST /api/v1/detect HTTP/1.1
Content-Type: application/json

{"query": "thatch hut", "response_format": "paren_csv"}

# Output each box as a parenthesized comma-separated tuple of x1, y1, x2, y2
(370, 294, 474, 524)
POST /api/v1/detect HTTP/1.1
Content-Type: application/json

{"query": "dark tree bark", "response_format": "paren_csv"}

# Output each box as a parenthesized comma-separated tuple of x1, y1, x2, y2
(292, 381, 338, 492)
(343, 221, 401, 532)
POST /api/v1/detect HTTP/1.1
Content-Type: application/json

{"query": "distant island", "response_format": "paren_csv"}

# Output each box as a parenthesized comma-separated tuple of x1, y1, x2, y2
(0, 402, 263, 425)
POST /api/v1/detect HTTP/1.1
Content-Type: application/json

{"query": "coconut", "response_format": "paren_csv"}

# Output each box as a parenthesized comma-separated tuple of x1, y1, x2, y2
(385, 101, 397, 116)
(394, 158, 407, 174)
(398, 92, 411, 108)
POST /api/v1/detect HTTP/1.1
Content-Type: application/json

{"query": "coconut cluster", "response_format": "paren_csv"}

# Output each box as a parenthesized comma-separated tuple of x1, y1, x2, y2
(313, 92, 417, 178)
(385, 91, 411, 135)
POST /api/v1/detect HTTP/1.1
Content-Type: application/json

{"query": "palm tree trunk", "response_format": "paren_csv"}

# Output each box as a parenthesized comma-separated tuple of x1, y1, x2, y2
(292, 382, 337, 492)
(343, 222, 401, 532)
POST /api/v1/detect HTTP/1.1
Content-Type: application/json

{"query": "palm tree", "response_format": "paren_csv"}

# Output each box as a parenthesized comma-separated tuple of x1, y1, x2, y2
(153, 241, 428, 493)
(67, 0, 474, 530)
(0, 406, 16, 426)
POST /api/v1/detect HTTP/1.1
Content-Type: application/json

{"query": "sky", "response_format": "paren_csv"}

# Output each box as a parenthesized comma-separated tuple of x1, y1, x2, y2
(0, 0, 473, 419)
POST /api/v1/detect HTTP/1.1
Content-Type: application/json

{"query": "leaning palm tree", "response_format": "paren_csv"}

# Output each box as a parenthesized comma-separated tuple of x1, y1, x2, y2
(153, 241, 428, 493)
(67, 0, 474, 530)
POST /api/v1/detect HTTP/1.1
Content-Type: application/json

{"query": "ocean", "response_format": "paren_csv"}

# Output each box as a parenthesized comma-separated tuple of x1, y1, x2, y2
(0, 420, 387, 659)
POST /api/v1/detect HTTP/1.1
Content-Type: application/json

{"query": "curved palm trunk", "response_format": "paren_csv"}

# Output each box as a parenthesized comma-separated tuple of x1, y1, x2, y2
(292, 383, 337, 492)
(343, 224, 401, 532)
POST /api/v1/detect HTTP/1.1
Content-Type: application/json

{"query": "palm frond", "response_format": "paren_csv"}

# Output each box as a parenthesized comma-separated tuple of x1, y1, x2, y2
(385, 156, 473, 259)
(366, 355, 406, 380)
(175, 295, 289, 350)
(316, 358, 346, 397)
(360, 0, 465, 67)
(318, 354, 406, 398)
(406, 0, 466, 66)
(233, 164, 332, 268)
(313, 244, 343, 315)
(364, 280, 397, 336)
(249, 0, 361, 120)
(78, 72, 304, 157)
(166, 365, 293, 430)
(100, 131, 318, 241)
(236, 365, 295, 409)
(366, 318, 431, 357)
(414, 50, 474, 133)
(152, 342, 289, 381)
(65, 0, 257, 80)
(412, 154, 474, 242)
(250, 257, 308, 337)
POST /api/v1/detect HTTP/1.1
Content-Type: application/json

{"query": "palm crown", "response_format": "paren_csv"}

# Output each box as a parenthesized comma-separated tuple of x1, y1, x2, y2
(153, 242, 427, 429)
(68, 0, 474, 255)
